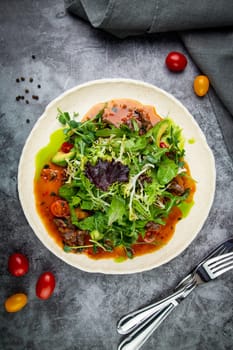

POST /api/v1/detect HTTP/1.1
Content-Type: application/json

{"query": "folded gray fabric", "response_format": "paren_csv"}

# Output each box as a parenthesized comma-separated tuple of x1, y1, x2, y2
(65, 0, 233, 157)
(65, 0, 233, 35)
(181, 29, 233, 119)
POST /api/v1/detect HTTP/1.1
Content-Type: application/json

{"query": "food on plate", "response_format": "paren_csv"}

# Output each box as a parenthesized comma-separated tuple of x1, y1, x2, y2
(8, 253, 29, 277)
(5, 293, 28, 312)
(34, 99, 196, 260)
(193, 75, 210, 96)
(165, 51, 188, 72)
(36, 272, 56, 300)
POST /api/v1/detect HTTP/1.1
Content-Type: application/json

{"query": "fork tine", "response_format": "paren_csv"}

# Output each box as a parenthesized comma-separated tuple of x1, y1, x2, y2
(211, 262, 233, 278)
(211, 257, 233, 272)
(202, 253, 233, 279)
(209, 254, 233, 269)
(205, 252, 233, 265)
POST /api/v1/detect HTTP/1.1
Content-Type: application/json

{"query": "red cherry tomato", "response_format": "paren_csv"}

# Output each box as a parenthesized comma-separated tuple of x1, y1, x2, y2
(159, 142, 168, 148)
(61, 142, 73, 153)
(8, 253, 29, 277)
(193, 75, 209, 96)
(165, 51, 187, 72)
(50, 199, 70, 217)
(36, 272, 56, 300)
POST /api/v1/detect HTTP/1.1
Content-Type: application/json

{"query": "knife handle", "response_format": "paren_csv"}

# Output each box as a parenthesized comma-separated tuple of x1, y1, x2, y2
(118, 303, 176, 350)
(117, 276, 195, 335)
(117, 281, 196, 350)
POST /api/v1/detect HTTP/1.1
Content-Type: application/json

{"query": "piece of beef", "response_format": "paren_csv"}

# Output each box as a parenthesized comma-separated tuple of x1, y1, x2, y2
(122, 109, 153, 135)
(145, 221, 161, 231)
(167, 179, 185, 196)
(53, 218, 88, 246)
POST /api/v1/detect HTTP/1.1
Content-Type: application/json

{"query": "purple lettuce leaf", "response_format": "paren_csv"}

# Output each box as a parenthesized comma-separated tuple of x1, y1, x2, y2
(85, 159, 129, 191)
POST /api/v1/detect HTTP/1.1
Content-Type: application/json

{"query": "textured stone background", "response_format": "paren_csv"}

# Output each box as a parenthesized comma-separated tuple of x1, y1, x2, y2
(0, 1, 233, 349)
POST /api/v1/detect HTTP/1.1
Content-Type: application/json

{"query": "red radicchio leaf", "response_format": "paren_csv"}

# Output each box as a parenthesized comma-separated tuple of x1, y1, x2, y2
(85, 159, 129, 191)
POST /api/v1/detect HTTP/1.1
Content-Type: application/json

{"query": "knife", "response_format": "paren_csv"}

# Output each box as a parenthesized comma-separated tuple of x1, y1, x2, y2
(117, 237, 233, 350)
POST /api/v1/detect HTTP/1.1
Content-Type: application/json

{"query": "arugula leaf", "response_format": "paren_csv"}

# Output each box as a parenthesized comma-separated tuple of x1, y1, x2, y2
(80, 200, 94, 210)
(57, 109, 70, 125)
(124, 136, 147, 152)
(77, 212, 108, 233)
(71, 196, 81, 206)
(95, 127, 124, 137)
(157, 158, 178, 185)
(145, 147, 167, 164)
(108, 196, 126, 226)
(58, 184, 77, 201)
(76, 215, 96, 231)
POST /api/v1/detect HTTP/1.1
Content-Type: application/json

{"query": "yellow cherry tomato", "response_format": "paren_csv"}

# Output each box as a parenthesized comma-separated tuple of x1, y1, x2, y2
(5, 293, 28, 313)
(193, 75, 210, 96)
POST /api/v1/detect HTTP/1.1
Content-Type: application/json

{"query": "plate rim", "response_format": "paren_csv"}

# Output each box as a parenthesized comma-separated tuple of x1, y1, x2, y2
(18, 78, 216, 274)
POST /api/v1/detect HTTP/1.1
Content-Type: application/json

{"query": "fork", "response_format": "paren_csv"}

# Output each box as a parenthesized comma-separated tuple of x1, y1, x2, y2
(117, 238, 233, 335)
(117, 246, 233, 350)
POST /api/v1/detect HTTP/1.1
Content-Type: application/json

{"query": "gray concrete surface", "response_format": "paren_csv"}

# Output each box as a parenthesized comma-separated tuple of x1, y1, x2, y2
(0, 1, 233, 349)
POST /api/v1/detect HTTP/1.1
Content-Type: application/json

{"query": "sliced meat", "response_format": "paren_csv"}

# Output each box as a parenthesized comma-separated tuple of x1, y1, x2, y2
(53, 218, 88, 246)
(139, 174, 152, 183)
(167, 178, 185, 196)
(101, 99, 161, 130)
(145, 221, 161, 231)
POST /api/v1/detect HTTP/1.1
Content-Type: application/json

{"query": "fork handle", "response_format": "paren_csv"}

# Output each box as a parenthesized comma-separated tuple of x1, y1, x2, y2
(118, 303, 176, 350)
(117, 280, 194, 335)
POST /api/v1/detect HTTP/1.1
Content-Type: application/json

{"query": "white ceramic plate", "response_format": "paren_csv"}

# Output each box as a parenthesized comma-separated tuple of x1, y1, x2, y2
(18, 79, 215, 274)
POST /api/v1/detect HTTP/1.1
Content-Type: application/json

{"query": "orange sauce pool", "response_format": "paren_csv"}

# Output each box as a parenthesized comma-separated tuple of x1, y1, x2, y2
(34, 99, 196, 260)
(34, 164, 66, 248)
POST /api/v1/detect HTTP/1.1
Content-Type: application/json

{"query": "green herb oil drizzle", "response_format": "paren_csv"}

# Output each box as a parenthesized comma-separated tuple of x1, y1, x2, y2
(35, 128, 65, 179)
(178, 200, 194, 218)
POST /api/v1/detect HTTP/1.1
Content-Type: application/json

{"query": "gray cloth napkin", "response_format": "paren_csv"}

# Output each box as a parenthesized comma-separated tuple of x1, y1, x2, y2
(65, 0, 233, 157)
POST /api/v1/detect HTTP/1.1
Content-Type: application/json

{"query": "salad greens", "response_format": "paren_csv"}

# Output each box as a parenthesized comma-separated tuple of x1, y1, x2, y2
(54, 106, 191, 258)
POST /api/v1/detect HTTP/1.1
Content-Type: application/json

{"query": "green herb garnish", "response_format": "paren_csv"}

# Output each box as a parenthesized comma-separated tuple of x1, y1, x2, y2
(54, 107, 192, 258)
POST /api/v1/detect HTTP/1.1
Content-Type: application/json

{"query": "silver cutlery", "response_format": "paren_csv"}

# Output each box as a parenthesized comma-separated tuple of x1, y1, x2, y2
(117, 238, 233, 350)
